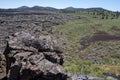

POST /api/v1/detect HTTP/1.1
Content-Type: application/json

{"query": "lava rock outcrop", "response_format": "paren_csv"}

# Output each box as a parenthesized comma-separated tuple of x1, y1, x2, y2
(1, 31, 67, 80)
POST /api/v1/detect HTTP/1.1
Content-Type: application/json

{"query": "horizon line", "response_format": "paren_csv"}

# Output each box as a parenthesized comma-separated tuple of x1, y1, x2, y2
(0, 5, 119, 12)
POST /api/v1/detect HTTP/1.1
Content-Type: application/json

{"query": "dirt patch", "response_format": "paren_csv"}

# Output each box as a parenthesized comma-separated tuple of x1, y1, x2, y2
(90, 33, 120, 42)
(80, 31, 120, 50)
(111, 26, 120, 31)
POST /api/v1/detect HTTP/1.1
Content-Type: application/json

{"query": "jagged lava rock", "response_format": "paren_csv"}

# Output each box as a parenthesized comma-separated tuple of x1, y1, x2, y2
(2, 31, 66, 80)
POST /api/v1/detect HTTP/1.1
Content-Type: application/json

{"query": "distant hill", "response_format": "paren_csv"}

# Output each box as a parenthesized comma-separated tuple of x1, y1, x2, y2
(62, 7, 109, 12)
(85, 7, 109, 11)
(0, 6, 59, 12)
(16, 6, 59, 12)
(0, 6, 115, 12)
(17, 6, 30, 9)
(64, 7, 85, 11)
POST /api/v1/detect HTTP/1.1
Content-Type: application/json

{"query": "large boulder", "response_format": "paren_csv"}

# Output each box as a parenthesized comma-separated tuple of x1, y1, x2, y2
(2, 31, 66, 80)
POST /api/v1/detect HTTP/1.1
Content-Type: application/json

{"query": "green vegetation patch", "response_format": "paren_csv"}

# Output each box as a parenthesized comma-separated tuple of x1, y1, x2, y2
(52, 14, 120, 77)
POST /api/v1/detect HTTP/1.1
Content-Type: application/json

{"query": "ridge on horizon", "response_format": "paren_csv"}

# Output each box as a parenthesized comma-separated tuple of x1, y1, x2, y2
(0, 5, 118, 12)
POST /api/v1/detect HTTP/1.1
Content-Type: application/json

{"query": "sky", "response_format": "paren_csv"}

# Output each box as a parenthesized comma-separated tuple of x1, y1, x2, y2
(0, 0, 120, 11)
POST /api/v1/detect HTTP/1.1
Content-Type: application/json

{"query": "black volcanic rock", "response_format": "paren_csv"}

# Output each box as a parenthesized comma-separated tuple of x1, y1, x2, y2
(2, 31, 66, 80)
(0, 9, 81, 79)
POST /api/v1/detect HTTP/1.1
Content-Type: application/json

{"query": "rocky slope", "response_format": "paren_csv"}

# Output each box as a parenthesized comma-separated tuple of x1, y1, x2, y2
(0, 31, 67, 80)
(0, 11, 83, 80)
(0, 11, 112, 80)
(0, 11, 80, 55)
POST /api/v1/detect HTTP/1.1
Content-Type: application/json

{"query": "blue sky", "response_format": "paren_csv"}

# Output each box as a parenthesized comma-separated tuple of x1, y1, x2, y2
(0, 0, 120, 11)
